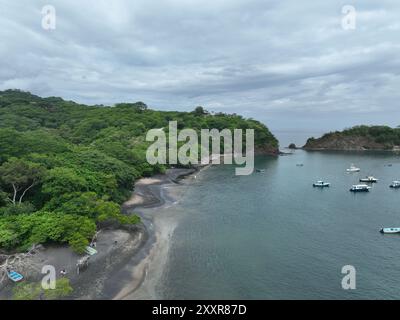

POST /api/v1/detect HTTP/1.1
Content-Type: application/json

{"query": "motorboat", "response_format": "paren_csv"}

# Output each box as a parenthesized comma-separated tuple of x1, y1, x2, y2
(390, 181, 400, 188)
(313, 181, 330, 188)
(350, 184, 371, 192)
(380, 227, 400, 234)
(346, 164, 360, 172)
(359, 176, 378, 183)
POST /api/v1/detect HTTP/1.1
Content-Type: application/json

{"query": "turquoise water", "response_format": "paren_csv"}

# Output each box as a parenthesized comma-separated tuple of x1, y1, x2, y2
(159, 150, 400, 299)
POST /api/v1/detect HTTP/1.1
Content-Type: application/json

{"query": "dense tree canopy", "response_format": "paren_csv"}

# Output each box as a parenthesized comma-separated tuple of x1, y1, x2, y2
(0, 89, 277, 253)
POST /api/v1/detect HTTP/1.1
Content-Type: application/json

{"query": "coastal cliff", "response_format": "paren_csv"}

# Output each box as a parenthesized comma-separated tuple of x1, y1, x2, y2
(303, 125, 400, 151)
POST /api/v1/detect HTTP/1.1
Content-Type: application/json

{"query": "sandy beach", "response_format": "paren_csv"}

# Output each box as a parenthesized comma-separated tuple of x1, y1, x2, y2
(0, 167, 199, 300)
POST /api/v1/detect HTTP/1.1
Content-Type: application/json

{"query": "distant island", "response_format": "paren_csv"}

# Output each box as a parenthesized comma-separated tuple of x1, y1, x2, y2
(303, 125, 400, 151)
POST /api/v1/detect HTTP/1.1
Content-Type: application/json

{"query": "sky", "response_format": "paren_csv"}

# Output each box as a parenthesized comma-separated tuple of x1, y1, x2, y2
(1, 0, 400, 141)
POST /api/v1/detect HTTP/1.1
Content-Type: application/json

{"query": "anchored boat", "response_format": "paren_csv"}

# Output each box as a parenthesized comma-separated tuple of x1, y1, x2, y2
(380, 227, 400, 234)
(346, 164, 360, 172)
(350, 184, 371, 192)
(390, 181, 400, 188)
(313, 181, 330, 188)
(360, 176, 378, 183)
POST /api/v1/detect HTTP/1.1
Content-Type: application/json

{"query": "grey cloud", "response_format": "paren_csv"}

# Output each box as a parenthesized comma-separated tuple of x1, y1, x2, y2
(0, 0, 399, 133)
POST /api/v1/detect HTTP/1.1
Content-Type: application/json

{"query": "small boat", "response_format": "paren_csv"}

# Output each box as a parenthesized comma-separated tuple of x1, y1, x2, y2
(313, 181, 330, 188)
(380, 227, 400, 234)
(346, 164, 360, 172)
(350, 184, 371, 192)
(390, 181, 400, 188)
(85, 246, 97, 256)
(7, 270, 24, 282)
(256, 169, 265, 173)
(359, 176, 378, 183)
(296, 164, 304, 167)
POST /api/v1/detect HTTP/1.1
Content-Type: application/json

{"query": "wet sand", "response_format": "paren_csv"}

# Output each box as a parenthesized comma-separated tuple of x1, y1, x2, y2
(0, 168, 198, 300)
(106, 168, 199, 300)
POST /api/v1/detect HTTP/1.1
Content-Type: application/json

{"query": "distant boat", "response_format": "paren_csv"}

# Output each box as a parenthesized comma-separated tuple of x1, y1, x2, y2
(359, 176, 378, 183)
(313, 181, 330, 188)
(350, 184, 371, 192)
(380, 227, 400, 234)
(7, 270, 24, 282)
(296, 164, 304, 167)
(390, 181, 400, 188)
(346, 164, 360, 172)
(256, 169, 265, 173)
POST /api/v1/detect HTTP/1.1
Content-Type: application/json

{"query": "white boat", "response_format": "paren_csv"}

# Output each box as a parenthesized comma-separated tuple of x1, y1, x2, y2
(359, 176, 378, 183)
(390, 181, 400, 188)
(346, 164, 360, 172)
(350, 184, 371, 192)
(380, 227, 400, 234)
(313, 181, 330, 187)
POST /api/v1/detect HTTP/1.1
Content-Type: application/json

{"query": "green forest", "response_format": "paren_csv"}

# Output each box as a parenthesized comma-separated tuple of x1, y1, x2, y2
(306, 125, 400, 149)
(0, 89, 278, 254)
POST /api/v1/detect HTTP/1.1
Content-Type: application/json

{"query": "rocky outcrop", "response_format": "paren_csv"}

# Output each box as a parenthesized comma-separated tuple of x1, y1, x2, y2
(255, 143, 280, 155)
(303, 134, 396, 151)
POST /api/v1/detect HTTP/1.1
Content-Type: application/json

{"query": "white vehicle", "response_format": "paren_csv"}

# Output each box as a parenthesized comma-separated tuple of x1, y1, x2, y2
(313, 181, 330, 188)
(359, 176, 378, 183)
(390, 181, 400, 188)
(346, 164, 360, 172)
(350, 184, 371, 192)
(380, 227, 400, 234)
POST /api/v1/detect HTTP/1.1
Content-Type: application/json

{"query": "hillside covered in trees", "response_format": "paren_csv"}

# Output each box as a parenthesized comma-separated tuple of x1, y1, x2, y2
(0, 89, 278, 254)
(304, 125, 400, 151)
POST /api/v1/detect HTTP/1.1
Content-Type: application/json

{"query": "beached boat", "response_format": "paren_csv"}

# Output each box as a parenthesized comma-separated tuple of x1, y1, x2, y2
(380, 227, 400, 234)
(346, 164, 360, 172)
(359, 176, 378, 183)
(313, 181, 330, 187)
(7, 270, 24, 282)
(85, 246, 97, 256)
(350, 184, 371, 192)
(390, 181, 400, 188)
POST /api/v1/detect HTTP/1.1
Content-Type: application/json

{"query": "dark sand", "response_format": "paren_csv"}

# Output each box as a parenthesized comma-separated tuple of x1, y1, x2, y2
(0, 168, 197, 300)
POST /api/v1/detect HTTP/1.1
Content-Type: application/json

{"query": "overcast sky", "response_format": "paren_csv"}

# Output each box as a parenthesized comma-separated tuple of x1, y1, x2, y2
(1, 0, 400, 139)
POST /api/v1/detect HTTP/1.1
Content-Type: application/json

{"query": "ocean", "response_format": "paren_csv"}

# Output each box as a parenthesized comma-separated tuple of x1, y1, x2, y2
(155, 150, 400, 299)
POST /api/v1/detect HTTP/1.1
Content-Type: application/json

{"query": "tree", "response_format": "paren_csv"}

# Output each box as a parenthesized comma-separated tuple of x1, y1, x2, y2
(42, 167, 88, 197)
(12, 278, 73, 300)
(0, 158, 45, 205)
(43, 278, 73, 300)
(192, 106, 208, 116)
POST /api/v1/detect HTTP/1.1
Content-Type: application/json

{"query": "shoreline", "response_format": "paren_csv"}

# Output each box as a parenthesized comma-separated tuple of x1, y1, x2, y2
(0, 167, 200, 300)
(107, 167, 200, 300)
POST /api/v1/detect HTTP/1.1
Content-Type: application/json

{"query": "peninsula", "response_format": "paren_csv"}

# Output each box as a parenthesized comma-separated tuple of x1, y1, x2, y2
(303, 125, 400, 151)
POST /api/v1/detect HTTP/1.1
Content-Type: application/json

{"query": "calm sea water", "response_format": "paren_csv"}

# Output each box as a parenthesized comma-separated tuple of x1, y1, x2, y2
(158, 150, 400, 299)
